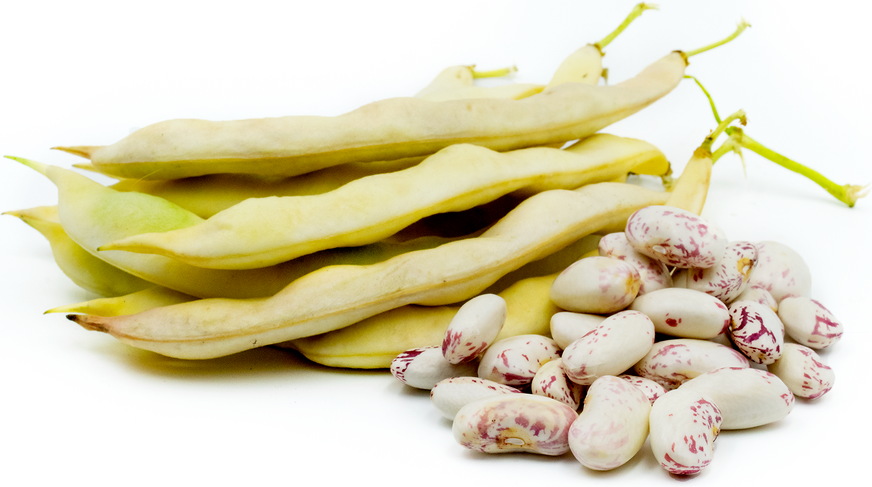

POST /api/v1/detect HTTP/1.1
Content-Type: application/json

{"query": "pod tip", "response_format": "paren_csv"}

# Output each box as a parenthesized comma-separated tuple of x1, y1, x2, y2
(52, 145, 102, 160)
(66, 313, 109, 333)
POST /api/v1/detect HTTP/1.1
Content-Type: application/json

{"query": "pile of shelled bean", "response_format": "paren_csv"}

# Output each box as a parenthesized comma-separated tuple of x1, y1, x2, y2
(391, 204, 841, 475)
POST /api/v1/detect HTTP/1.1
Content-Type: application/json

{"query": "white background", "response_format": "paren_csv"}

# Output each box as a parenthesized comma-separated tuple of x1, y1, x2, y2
(1, 1, 870, 485)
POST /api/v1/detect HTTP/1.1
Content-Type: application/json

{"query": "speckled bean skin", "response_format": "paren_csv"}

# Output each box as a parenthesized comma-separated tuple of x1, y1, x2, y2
(729, 286, 778, 312)
(531, 358, 584, 410)
(682, 241, 757, 302)
(618, 375, 667, 404)
(442, 293, 507, 364)
(649, 388, 722, 476)
(630, 288, 731, 339)
(728, 300, 784, 364)
(625, 206, 727, 269)
(477, 335, 561, 386)
(598, 232, 672, 295)
(562, 310, 655, 386)
(768, 343, 835, 399)
(746, 241, 811, 302)
(549, 256, 640, 314)
(633, 339, 750, 390)
(430, 377, 523, 420)
(390, 347, 478, 390)
(778, 297, 844, 349)
(453, 394, 579, 455)
(568, 376, 651, 470)
(680, 367, 794, 429)
(550, 312, 606, 349)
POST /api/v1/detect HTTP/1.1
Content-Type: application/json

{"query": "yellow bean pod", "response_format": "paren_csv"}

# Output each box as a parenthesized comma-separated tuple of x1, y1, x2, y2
(3, 206, 153, 297)
(8, 157, 461, 299)
(290, 273, 560, 369)
(57, 52, 687, 180)
(67, 179, 672, 359)
(46, 286, 196, 317)
(102, 134, 668, 269)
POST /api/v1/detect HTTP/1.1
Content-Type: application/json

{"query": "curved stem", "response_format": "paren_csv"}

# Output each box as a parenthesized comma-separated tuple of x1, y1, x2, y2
(684, 75, 722, 124)
(727, 128, 868, 207)
(685, 19, 751, 58)
(594, 3, 659, 52)
(471, 66, 517, 79)
(702, 110, 746, 152)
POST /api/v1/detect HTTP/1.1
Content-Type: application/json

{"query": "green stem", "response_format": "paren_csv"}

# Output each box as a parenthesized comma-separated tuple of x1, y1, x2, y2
(685, 19, 751, 58)
(711, 132, 742, 164)
(594, 3, 658, 52)
(684, 75, 721, 123)
(471, 66, 517, 79)
(726, 128, 868, 207)
(702, 110, 746, 153)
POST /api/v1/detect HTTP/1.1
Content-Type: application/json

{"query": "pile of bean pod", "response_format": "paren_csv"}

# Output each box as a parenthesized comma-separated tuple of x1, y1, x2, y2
(390, 204, 843, 475)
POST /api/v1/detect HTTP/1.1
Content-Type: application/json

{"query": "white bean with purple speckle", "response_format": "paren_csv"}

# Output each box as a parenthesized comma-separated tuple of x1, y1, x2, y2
(617, 375, 667, 404)
(633, 339, 750, 390)
(452, 394, 579, 455)
(549, 311, 606, 349)
(680, 240, 757, 302)
(730, 285, 778, 312)
(549, 256, 641, 314)
(477, 334, 561, 386)
(531, 358, 584, 409)
(778, 297, 844, 349)
(430, 377, 522, 420)
(680, 367, 795, 429)
(390, 347, 478, 390)
(568, 376, 650, 471)
(598, 232, 673, 294)
(649, 388, 722, 476)
(728, 300, 785, 364)
(746, 241, 812, 302)
(767, 343, 835, 399)
(630, 288, 731, 339)
(441, 293, 507, 364)
(562, 310, 655, 386)
(625, 205, 727, 268)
